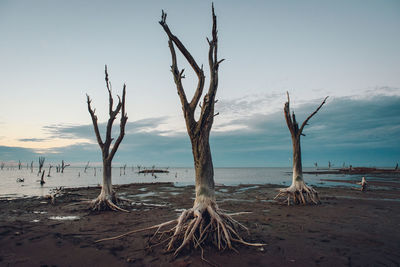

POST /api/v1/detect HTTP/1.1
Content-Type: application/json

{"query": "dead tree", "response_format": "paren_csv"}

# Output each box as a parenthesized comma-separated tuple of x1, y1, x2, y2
(40, 170, 45, 185)
(60, 160, 70, 173)
(47, 165, 53, 177)
(141, 5, 263, 255)
(38, 157, 45, 176)
(84, 161, 90, 173)
(86, 65, 127, 211)
(275, 92, 328, 205)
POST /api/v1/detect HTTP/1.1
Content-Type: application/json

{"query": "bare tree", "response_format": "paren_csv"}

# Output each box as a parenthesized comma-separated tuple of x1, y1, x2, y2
(151, 5, 263, 255)
(38, 157, 45, 176)
(86, 65, 127, 211)
(275, 92, 328, 205)
(40, 170, 45, 185)
(84, 161, 90, 173)
(60, 160, 70, 173)
(47, 164, 53, 177)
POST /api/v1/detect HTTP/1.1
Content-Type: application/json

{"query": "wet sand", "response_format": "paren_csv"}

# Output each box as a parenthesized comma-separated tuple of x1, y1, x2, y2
(1, 182, 399, 266)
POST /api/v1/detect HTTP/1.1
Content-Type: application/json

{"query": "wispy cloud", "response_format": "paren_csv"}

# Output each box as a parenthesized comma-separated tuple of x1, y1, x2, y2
(18, 138, 48, 142)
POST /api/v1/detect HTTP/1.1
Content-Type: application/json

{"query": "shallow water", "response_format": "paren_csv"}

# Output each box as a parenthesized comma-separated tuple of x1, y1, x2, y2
(0, 166, 397, 198)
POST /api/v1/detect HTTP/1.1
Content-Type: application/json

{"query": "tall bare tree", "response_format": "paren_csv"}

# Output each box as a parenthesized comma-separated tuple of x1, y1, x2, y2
(38, 157, 45, 176)
(86, 65, 127, 211)
(275, 92, 328, 205)
(154, 5, 263, 255)
(60, 160, 70, 173)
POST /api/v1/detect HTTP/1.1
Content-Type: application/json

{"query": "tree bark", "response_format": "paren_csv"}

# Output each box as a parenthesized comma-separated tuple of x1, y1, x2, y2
(86, 65, 127, 211)
(155, 5, 264, 255)
(275, 92, 328, 205)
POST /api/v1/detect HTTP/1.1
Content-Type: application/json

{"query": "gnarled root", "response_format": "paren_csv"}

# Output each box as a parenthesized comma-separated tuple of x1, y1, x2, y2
(95, 202, 265, 256)
(274, 184, 320, 205)
(90, 193, 128, 212)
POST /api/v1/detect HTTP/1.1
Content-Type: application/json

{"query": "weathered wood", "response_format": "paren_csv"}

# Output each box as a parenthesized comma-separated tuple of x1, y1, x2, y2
(160, 4, 223, 201)
(276, 92, 328, 205)
(86, 65, 128, 211)
(38, 157, 45, 176)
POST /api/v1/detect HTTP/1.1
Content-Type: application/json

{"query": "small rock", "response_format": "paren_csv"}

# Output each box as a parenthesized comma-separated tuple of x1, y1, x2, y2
(126, 258, 136, 263)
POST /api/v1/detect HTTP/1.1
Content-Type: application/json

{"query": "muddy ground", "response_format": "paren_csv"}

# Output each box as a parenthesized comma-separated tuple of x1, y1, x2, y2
(0, 181, 399, 266)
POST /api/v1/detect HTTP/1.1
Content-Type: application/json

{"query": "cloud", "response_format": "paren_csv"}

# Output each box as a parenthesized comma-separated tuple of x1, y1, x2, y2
(2, 93, 399, 167)
(18, 138, 48, 142)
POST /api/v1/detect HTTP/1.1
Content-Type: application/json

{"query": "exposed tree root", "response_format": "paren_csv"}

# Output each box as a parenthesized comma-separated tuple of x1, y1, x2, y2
(90, 193, 129, 212)
(95, 202, 265, 257)
(274, 183, 320, 205)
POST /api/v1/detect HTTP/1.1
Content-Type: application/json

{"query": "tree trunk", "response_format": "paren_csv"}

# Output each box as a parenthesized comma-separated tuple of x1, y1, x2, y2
(291, 138, 303, 185)
(192, 137, 215, 205)
(100, 161, 114, 201)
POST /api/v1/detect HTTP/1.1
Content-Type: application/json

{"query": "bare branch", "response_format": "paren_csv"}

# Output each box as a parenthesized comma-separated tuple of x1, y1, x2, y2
(105, 65, 113, 116)
(160, 10, 205, 111)
(110, 84, 128, 160)
(283, 92, 295, 136)
(86, 94, 104, 148)
(168, 39, 189, 109)
(299, 96, 328, 135)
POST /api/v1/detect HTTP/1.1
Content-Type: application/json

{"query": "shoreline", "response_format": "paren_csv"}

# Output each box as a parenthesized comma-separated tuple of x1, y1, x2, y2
(1, 182, 399, 266)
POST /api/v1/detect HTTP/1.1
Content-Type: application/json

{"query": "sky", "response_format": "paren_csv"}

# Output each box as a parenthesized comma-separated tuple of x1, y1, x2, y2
(0, 0, 399, 167)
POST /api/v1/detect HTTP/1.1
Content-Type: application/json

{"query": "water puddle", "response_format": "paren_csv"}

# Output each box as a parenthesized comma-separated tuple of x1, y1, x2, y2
(136, 191, 156, 198)
(335, 196, 400, 202)
(49, 215, 80, 221)
(217, 188, 229, 193)
(131, 201, 168, 207)
(33, 211, 47, 214)
(237, 185, 260, 192)
(219, 198, 253, 203)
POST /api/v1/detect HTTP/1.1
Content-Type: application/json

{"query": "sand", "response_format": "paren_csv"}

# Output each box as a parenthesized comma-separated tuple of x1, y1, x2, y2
(1, 182, 399, 266)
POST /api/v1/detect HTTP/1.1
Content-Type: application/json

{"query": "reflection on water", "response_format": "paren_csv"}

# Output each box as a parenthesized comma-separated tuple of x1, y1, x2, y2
(0, 167, 398, 198)
(49, 215, 80, 221)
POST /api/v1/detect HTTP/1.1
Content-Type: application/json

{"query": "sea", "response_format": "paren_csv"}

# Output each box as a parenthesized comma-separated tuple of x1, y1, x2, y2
(0, 166, 387, 199)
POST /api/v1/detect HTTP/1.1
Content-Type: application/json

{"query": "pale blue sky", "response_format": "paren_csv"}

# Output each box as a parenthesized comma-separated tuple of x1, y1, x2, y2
(0, 0, 399, 166)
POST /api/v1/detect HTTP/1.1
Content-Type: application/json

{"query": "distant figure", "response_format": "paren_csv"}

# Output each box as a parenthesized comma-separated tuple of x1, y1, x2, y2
(357, 177, 368, 192)
(175, 172, 178, 178)
(395, 163, 398, 171)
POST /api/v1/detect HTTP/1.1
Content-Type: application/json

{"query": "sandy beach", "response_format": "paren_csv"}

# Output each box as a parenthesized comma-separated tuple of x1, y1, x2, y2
(0, 181, 399, 266)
